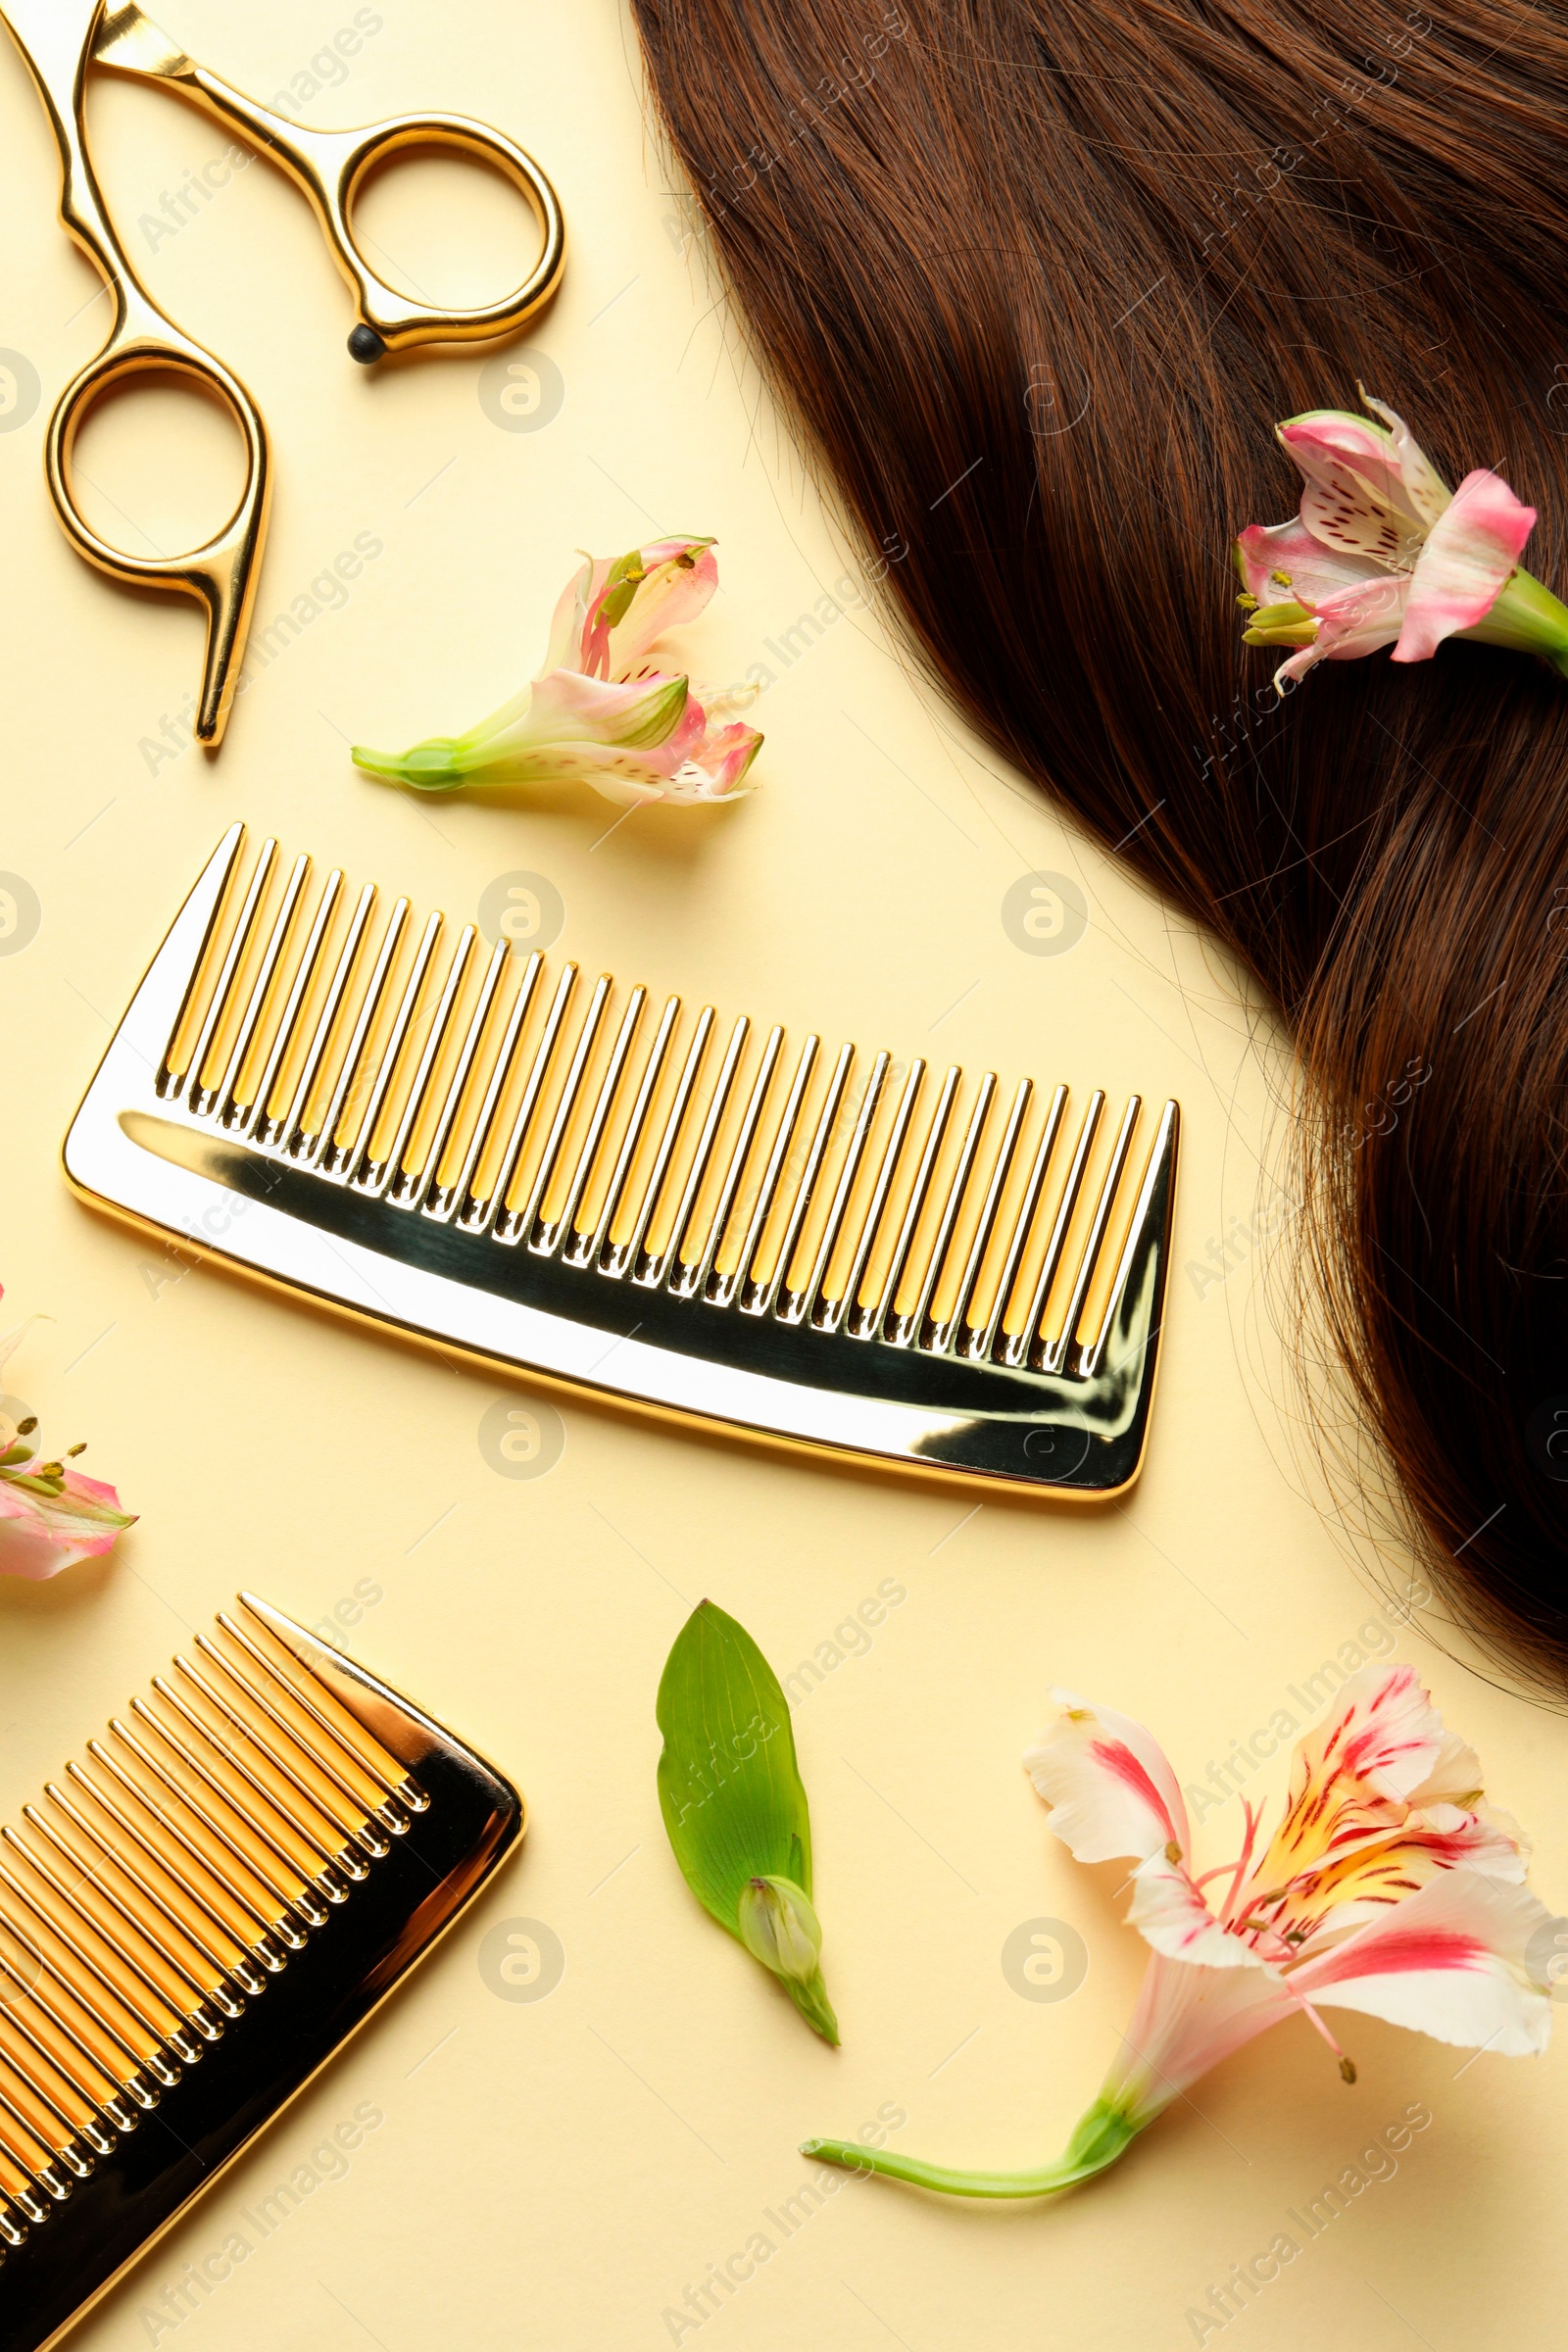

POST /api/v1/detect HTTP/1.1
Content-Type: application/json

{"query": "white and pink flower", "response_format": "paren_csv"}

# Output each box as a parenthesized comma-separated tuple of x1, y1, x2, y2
(354, 536, 762, 807)
(805, 1666, 1553, 2201)
(1236, 392, 1568, 690)
(0, 1300, 133, 1579)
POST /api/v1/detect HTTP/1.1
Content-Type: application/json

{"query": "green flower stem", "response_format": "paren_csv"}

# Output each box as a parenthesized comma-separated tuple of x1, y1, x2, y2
(802, 2096, 1142, 2201)
(1464, 565, 1568, 677)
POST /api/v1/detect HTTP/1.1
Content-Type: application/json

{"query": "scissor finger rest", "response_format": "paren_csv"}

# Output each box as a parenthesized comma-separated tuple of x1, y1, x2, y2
(46, 328, 271, 746)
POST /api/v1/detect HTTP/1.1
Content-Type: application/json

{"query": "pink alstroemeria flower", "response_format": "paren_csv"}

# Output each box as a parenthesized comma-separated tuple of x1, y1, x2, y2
(1236, 392, 1568, 689)
(354, 537, 762, 807)
(0, 1300, 134, 1579)
(805, 1666, 1552, 2201)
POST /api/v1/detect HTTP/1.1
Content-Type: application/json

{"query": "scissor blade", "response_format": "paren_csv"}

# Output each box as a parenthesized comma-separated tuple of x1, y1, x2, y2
(92, 0, 191, 78)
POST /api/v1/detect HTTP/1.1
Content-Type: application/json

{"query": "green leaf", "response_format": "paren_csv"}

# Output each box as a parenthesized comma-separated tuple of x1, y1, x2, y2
(657, 1601, 837, 2041)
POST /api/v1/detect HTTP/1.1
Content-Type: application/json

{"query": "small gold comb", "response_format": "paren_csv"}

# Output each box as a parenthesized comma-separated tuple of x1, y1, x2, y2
(0, 1594, 520, 2351)
(64, 826, 1180, 1495)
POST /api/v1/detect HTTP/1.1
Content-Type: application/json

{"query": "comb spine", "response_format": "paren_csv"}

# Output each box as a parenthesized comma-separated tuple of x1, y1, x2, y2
(547, 986, 648, 1261)
(693, 1025, 784, 1304)
(1002, 1089, 1104, 1369)
(727, 1034, 819, 1313)
(439, 952, 544, 1227)
(973, 1082, 1066, 1361)
(796, 1050, 890, 1330)
(1038, 1096, 1141, 1375)
(609, 1005, 711, 1282)
(383, 925, 479, 1207)
(215, 853, 312, 1130)
(279, 880, 376, 1158)
(581, 991, 680, 1273)
(314, 896, 410, 1176)
(841, 1058, 926, 1340)
(245, 866, 343, 1145)
(657, 1016, 750, 1296)
(871, 1063, 960, 1345)
(758, 1042, 855, 1321)
(505, 974, 612, 1248)
(183, 836, 276, 1116)
(930, 1076, 1033, 1355)
(1076, 1099, 1179, 1379)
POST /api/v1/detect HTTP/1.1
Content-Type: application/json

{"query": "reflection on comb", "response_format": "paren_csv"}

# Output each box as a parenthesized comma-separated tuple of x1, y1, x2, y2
(65, 827, 1181, 1496)
(0, 1596, 521, 2352)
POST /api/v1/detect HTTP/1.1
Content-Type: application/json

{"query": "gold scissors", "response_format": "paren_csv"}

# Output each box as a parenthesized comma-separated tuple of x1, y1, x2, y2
(1, 0, 565, 747)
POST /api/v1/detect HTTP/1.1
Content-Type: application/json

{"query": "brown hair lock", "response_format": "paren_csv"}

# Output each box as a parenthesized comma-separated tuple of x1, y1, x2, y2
(632, 0, 1568, 1687)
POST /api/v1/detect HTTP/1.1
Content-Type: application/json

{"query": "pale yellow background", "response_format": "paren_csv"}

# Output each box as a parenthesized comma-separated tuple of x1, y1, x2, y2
(0, 6, 1560, 2349)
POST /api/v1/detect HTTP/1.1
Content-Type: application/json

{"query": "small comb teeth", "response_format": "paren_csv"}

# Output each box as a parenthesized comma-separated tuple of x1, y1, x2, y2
(657, 1013, 749, 1297)
(245, 865, 342, 1146)
(753, 1039, 854, 1320)
(347, 909, 445, 1194)
(313, 895, 409, 1175)
(611, 1002, 710, 1282)
(578, 991, 680, 1273)
(870, 1060, 959, 1346)
(555, 983, 649, 1260)
(693, 1023, 782, 1304)
(722, 1031, 817, 1312)
(214, 853, 311, 1131)
(179, 835, 276, 1114)
(278, 879, 376, 1158)
(441, 950, 545, 1229)
(0, 1605, 412, 2223)
(98, 830, 1183, 1495)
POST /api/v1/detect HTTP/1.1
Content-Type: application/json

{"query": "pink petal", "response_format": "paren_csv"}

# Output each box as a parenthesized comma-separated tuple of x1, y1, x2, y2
(1290, 1871, 1552, 2056)
(607, 539, 719, 679)
(1305, 574, 1410, 662)
(1237, 517, 1385, 608)
(1360, 393, 1453, 527)
(1279, 410, 1438, 567)
(1024, 1690, 1191, 1865)
(1394, 468, 1537, 662)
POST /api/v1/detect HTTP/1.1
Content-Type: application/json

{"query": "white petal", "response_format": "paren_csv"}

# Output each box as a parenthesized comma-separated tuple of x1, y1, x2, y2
(1128, 1854, 1259, 1969)
(1024, 1689, 1190, 1864)
(1291, 1870, 1553, 2057)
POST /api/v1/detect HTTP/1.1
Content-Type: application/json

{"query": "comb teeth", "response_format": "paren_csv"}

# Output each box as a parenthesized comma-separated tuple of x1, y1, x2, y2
(0, 1599, 423, 2253)
(67, 828, 1183, 1496)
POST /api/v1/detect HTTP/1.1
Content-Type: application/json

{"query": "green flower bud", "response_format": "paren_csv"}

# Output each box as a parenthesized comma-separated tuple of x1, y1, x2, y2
(737, 1875, 822, 1984)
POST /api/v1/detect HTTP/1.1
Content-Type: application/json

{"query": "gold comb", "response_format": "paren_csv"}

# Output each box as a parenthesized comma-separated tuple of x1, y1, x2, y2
(64, 826, 1180, 1495)
(0, 1594, 520, 2351)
